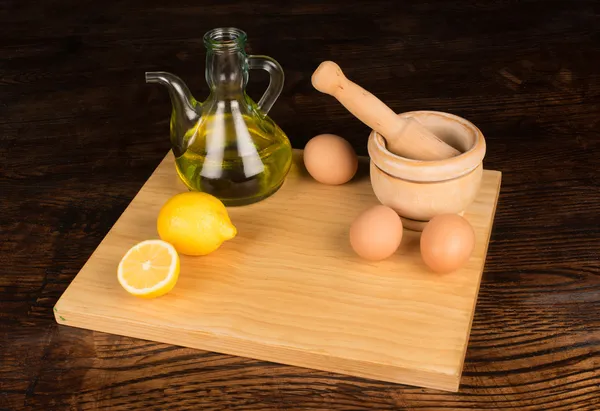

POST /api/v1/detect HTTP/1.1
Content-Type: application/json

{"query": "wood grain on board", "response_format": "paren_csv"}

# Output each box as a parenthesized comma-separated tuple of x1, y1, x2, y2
(53, 151, 501, 392)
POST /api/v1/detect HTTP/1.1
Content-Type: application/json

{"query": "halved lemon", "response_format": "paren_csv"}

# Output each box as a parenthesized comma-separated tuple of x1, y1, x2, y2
(117, 239, 180, 298)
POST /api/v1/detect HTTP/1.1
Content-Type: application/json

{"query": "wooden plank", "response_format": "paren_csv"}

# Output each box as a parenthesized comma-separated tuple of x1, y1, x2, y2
(54, 149, 502, 392)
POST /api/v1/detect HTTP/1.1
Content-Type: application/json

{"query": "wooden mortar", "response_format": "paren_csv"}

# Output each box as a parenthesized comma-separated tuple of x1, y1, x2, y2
(368, 111, 487, 231)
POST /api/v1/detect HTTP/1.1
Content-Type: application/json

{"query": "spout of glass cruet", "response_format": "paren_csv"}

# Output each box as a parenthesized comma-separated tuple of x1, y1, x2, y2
(145, 71, 201, 121)
(145, 71, 201, 156)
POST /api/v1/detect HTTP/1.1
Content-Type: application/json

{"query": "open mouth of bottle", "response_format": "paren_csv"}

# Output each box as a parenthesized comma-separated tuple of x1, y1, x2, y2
(204, 27, 247, 51)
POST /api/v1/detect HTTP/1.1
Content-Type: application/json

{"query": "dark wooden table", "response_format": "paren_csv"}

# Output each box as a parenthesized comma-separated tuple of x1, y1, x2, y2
(2, 1, 599, 410)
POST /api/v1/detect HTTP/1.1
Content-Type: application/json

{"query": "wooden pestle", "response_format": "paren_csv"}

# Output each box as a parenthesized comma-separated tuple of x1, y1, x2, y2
(311, 61, 461, 161)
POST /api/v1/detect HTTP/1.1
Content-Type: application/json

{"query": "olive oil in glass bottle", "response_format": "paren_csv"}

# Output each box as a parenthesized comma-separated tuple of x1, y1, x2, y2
(145, 27, 292, 206)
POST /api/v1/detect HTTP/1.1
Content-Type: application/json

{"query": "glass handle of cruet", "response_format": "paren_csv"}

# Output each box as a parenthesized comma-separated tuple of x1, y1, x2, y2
(247, 55, 284, 115)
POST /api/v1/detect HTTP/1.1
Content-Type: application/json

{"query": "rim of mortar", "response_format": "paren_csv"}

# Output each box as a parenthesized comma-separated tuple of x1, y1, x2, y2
(367, 110, 487, 182)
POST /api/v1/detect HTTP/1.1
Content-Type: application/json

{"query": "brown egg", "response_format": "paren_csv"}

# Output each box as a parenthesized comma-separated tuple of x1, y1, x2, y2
(349, 205, 403, 261)
(420, 214, 475, 274)
(304, 134, 358, 185)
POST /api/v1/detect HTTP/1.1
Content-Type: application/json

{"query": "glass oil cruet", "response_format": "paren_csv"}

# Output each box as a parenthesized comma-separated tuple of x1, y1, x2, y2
(145, 27, 292, 206)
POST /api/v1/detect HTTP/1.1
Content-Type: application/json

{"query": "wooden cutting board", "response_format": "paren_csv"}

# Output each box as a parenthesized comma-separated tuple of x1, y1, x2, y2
(54, 149, 501, 392)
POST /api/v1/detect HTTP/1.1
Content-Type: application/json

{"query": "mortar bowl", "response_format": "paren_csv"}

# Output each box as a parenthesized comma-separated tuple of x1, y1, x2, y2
(367, 111, 487, 231)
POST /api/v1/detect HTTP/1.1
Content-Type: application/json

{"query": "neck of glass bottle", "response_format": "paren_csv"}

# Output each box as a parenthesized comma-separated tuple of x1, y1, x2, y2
(205, 48, 248, 100)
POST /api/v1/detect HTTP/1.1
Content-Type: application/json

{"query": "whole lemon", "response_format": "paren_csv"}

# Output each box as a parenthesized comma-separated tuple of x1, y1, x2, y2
(157, 192, 237, 256)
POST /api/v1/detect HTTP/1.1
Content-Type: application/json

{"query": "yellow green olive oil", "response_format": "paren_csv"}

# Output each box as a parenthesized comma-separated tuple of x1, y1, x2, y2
(174, 113, 292, 206)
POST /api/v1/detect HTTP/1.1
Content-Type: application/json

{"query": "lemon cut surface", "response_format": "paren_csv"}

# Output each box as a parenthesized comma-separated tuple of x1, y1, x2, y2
(117, 239, 180, 298)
